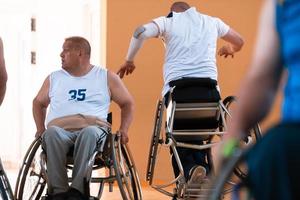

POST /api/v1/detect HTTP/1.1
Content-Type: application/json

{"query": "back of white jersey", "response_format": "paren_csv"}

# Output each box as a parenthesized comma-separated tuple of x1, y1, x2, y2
(153, 7, 229, 96)
(46, 66, 110, 125)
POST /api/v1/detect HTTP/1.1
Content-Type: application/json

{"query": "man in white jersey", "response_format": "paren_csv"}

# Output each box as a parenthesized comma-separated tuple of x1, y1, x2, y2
(33, 36, 134, 200)
(118, 2, 244, 186)
(0, 37, 7, 106)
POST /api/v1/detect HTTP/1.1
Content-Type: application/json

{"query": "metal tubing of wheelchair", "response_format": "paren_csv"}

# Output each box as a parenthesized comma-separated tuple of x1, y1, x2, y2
(171, 143, 185, 182)
(176, 142, 218, 150)
(150, 137, 185, 195)
(175, 107, 219, 111)
(147, 99, 164, 184)
(89, 177, 117, 183)
(109, 165, 114, 193)
(220, 101, 232, 118)
(40, 152, 50, 194)
(151, 186, 175, 198)
(151, 171, 184, 198)
(151, 174, 182, 190)
(219, 102, 228, 131)
(172, 131, 226, 135)
(167, 101, 176, 133)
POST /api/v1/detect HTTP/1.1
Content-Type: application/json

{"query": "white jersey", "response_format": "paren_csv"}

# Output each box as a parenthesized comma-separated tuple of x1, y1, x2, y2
(152, 7, 230, 96)
(46, 66, 110, 125)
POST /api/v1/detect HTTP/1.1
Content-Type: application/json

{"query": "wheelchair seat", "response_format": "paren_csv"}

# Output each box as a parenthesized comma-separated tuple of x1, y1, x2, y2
(167, 78, 222, 142)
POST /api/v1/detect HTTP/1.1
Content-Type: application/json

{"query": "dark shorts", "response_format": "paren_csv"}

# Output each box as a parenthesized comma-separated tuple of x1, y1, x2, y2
(246, 123, 300, 200)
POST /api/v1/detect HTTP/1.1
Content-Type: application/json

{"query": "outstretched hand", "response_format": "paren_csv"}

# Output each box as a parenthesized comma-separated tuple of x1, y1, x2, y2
(218, 45, 235, 58)
(117, 61, 136, 78)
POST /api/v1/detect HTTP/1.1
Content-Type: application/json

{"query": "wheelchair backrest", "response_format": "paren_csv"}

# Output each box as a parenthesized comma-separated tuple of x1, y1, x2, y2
(171, 102, 221, 130)
(167, 78, 221, 131)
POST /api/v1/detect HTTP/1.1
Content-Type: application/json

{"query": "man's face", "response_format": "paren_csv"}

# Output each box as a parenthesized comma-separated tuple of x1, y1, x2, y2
(60, 41, 80, 70)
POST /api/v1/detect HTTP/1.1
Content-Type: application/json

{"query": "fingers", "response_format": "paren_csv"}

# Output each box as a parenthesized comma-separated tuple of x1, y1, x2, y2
(120, 133, 129, 144)
(121, 135, 129, 144)
(117, 130, 129, 144)
(117, 69, 125, 78)
(116, 68, 122, 75)
(218, 51, 234, 58)
(117, 62, 136, 78)
(35, 132, 43, 138)
(218, 45, 235, 58)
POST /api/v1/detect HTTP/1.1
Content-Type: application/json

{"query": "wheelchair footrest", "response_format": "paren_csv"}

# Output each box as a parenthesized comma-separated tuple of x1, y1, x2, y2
(184, 178, 215, 199)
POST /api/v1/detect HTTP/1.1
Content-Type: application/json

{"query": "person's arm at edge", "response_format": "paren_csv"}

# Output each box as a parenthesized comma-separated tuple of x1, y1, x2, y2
(33, 76, 50, 137)
(117, 22, 160, 78)
(218, 28, 244, 58)
(0, 37, 8, 105)
(108, 71, 134, 144)
(227, 0, 283, 141)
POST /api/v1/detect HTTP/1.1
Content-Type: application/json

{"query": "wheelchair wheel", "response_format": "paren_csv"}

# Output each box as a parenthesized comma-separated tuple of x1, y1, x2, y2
(146, 100, 164, 184)
(0, 158, 14, 200)
(222, 96, 262, 143)
(15, 137, 46, 200)
(209, 149, 248, 200)
(112, 135, 142, 200)
(221, 96, 262, 194)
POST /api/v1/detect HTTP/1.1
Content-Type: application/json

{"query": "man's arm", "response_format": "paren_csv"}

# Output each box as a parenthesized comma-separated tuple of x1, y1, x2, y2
(218, 28, 244, 58)
(0, 37, 8, 105)
(33, 76, 50, 137)
(108, 71, 134, 144)
(117, 22, 159, 78)
(227, 0, 283, 140)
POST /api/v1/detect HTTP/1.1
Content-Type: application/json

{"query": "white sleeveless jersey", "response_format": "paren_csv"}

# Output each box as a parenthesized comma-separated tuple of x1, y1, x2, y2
(46, 66, 110, 125)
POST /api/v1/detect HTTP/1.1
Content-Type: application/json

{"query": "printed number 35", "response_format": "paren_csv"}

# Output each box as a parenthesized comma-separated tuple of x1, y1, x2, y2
(69, 89, 87, 101)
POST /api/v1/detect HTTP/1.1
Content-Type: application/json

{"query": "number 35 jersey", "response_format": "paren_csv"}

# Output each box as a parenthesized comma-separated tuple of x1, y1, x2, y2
(46, 66, 110, 125)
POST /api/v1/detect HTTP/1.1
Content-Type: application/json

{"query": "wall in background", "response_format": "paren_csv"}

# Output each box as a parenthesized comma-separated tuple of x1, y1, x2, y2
(0, 0, 102, 168)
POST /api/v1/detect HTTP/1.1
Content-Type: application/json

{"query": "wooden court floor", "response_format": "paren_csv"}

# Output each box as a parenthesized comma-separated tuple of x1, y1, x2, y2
(6, 169, 172, 200)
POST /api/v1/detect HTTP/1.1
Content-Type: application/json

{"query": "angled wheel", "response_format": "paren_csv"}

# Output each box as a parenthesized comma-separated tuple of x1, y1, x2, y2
(112, 135, 142, 200)
(146, 100, 164, 185)
(15, 137, 46, 200)
(209, 149, 247, 200)
(219, 96, 262, 197)
(0, 158, 14, 200)
(223, 96, 262, 145)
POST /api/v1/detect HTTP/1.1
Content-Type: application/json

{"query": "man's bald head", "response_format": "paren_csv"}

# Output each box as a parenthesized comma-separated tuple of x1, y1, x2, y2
(170, 2, 190, 12)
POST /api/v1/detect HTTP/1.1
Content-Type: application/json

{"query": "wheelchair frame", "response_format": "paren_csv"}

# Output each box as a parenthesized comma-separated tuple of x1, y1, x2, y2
(14, 131, 142, 200)
(146, 93, 261, 199)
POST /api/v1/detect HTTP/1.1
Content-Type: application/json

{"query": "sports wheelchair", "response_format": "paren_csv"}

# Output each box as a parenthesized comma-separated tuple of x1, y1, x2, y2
(14, 117, 142, 200)
(146, 78, 261, 199)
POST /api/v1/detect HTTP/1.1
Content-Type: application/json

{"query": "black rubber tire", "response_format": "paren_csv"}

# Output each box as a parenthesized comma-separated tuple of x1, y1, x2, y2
(112, 135, 142, 200)
(15, 138, 46, 200)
